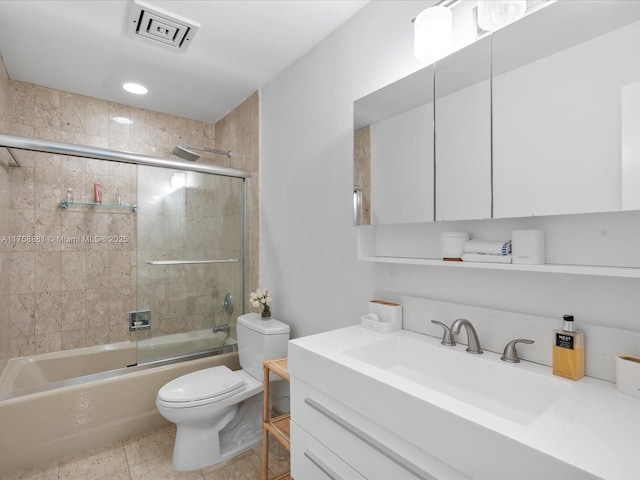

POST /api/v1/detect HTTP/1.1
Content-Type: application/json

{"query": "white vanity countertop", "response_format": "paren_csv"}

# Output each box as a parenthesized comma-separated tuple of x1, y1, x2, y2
(289, 326, 640, 480)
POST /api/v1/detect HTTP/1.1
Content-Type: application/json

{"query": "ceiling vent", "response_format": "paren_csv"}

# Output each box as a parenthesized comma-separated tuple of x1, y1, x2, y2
(127, 0, 200, 52)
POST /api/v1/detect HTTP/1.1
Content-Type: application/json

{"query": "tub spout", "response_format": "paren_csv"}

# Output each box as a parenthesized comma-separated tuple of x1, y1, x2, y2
(213, 324, 230, 334)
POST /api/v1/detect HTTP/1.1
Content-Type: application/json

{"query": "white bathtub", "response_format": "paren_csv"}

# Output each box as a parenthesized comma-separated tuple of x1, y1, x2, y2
(0, 330, 240, 476)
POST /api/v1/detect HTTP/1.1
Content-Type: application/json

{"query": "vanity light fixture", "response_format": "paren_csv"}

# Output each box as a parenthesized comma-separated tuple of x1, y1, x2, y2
(123, 82, 148, 95)
(477, 0, 527, 32)
(414, 3, 453, 63)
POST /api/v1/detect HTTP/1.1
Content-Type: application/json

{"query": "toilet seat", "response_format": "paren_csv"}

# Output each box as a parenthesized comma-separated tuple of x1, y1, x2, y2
(158, 366, 246, 407)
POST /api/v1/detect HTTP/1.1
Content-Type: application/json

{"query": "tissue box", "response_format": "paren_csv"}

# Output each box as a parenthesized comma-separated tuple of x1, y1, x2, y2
(360, 300, 402, 332)
(512, 229, 545, 265)
(616, 355, 640, 399)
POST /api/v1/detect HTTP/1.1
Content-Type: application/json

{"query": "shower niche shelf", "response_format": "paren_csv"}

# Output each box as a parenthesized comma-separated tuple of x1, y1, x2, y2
(60, 199, 137, 213)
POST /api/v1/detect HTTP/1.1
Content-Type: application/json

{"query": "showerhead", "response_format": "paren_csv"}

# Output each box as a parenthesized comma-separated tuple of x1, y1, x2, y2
(170, 146, 200, 162)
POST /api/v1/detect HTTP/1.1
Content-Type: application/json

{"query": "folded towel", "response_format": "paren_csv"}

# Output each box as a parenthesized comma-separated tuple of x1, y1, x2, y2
(463, 239, 511, 256)
(462, 253, 512, 264)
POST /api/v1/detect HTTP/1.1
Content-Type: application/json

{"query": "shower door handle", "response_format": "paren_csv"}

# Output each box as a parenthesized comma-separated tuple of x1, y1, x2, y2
(145, 259, 240, 265)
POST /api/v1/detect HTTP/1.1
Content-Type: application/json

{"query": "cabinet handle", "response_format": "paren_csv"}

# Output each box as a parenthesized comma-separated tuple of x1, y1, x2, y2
(304, 450, 344, 480)
(304, 397, 436, 480)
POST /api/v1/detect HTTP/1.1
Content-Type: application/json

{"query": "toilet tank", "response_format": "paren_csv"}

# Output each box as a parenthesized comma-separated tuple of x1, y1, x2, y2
(237, 313, 290, 380)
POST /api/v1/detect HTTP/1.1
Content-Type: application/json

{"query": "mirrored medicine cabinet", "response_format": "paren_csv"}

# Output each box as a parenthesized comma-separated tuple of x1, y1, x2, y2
(353, 0, 640, 226)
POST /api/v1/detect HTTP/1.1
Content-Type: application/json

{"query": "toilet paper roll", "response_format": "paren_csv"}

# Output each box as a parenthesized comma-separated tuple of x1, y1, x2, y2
(512, 230, 545, 265)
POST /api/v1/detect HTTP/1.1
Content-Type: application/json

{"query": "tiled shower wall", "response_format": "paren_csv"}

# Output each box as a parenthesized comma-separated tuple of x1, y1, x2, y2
(0, 54, 259, 362)
(0, 57, 10, 369)
(136, 167, 245, 339)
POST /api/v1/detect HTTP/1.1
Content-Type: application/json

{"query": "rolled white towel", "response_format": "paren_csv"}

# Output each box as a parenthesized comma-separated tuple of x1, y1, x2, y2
(463, 239, 511, 256)
(462, 253, 512, 264)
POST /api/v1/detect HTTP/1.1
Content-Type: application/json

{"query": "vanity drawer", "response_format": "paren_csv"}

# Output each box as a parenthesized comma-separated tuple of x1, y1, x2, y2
(291, 376, 466, 480)
(291, 421, 366, 480)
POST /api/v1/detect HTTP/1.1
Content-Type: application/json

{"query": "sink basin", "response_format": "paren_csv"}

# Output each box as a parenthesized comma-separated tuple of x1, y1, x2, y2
(343, 332, 573, 425)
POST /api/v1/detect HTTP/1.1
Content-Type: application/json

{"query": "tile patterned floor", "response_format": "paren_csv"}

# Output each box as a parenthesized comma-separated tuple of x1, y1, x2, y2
(4, 425, 290, 480)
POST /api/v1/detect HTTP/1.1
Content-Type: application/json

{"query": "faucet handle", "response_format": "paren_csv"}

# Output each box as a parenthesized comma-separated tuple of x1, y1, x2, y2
(431, 320, 456, 346)
(501, 339, 534, 363)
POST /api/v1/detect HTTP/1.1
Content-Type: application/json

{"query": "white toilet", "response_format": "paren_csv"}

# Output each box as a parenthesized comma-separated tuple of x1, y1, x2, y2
(156, 313, 290, 471)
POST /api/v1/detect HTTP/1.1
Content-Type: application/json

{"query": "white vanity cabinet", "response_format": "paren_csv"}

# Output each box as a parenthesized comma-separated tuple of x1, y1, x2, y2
(290, 376, 464, 480)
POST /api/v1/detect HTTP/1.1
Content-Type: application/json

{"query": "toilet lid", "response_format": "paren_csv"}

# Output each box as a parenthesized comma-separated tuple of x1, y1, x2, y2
(158, 365, 246, 403)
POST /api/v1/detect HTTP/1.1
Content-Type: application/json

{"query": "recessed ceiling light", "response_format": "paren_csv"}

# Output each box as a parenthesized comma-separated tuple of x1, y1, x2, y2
(123, 82, 148, 95)
(112, 116, 133, 125)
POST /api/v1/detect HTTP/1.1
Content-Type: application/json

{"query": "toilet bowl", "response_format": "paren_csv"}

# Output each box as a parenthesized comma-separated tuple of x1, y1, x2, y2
(156, 313, 290, 471)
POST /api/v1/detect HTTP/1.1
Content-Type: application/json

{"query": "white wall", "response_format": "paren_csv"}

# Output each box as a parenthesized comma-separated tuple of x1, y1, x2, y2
(261, 0, 640, 347)
(261, 1, 434, 337)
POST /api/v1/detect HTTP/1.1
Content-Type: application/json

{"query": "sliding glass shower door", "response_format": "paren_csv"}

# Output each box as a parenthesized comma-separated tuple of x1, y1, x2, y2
(135, 165, 245, 364)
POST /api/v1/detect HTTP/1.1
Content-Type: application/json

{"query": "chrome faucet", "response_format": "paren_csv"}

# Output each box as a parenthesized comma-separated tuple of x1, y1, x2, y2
(213, 323, 230, 334)
(450, 318, 483, 354)
(500, 339, 534, 363)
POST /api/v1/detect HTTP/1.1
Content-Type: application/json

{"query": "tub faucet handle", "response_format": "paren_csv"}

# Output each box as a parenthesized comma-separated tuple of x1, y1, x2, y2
(431, 320, 456, 346)
(501, 339, 535, 363)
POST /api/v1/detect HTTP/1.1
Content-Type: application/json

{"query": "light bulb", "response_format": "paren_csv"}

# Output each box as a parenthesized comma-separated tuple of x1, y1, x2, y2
(414, 6, 453, 63)
(477, 1, 526, 32)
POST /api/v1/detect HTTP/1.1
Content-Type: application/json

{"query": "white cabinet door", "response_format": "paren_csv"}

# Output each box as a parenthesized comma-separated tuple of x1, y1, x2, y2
(291, 376, 467, 480)
(291, 422, 366, 480)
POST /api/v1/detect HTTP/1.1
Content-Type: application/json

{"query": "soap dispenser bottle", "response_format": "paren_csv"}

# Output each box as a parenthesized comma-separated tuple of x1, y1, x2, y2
(553, 314, 585, 380)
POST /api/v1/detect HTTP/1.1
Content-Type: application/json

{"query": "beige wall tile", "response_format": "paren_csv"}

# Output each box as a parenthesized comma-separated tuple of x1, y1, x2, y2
(61, 290, 87, 332)
(34, 86, 62, 129)
(61, 329, 87, 351)
(35, 250, 61, 292)
(9, 294, 35, 338)
(86, 288, 110, 327)
(35, 291, 62, 333)
(4, 209, 35, 252)
(34, 166, 62, 210)
(10, 166, 35, 209)
(9, 251, 35, 294)
(86, 326, 109, 347)
(35, 331, 61, 354)
(61, 251, 86, 291)
(34, 209, 61, 251)
(85, 97, 109, 137)
(60, 211, 87, 251)
(9, 81, 35, 127)
(86, 250, 109, 289)
(9, 335, 35, 358)
(108, 286, 132, 326)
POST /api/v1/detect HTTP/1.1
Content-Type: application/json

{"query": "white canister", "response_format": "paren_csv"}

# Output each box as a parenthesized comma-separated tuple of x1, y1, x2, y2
(440, 232, 469, 261)
(616, 355, 640, 399)
(512, 229, 545, 264)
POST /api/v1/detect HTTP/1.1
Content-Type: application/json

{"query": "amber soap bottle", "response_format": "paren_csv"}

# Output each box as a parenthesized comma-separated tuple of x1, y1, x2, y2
(553, 315, 585, 380)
